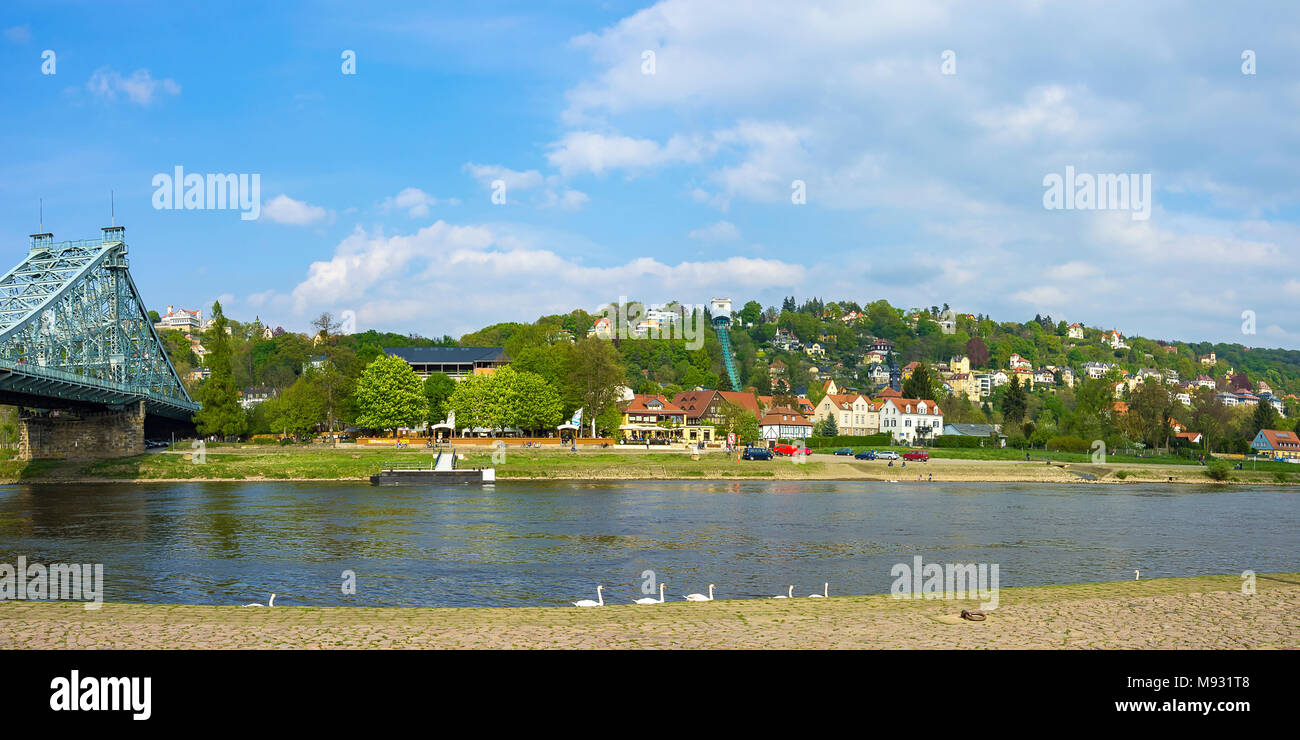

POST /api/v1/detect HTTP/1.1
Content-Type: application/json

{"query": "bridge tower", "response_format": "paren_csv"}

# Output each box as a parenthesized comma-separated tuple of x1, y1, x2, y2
(0, 226, 198, 459)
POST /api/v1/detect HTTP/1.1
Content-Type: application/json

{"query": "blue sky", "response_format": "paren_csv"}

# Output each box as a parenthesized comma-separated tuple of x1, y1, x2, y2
(2, 1, 1298, 347)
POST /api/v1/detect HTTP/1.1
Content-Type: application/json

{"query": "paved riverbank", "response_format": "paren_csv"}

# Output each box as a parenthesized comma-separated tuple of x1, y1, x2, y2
(3, 573, 1295, 649)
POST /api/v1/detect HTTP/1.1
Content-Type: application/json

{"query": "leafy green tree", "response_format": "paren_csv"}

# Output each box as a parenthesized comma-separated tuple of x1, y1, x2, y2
(265, 377, 324, 438)
(447, 373, 494, 432)
(564, 337, 625, 436)
(308, 364, 351, 443)
(423, 372, 456, 424)
(193, 301, 247, 439)
(354, 354, 427, 433)
(712, 400, 760, 445)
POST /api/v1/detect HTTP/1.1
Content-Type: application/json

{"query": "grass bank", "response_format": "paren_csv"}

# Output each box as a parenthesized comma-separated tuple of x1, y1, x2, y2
(1, 444, 1297, 485)
(2, 572, 1294, 649)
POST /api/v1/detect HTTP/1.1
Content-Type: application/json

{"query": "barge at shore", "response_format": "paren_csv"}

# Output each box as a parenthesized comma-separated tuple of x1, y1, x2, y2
(369, 450, 496, 485)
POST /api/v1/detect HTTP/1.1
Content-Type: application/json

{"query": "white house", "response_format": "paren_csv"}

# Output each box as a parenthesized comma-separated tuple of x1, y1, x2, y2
(1067, 323, 1085, 340)
(1106, 330, 1129, 350)
(878, 397, 944, 445)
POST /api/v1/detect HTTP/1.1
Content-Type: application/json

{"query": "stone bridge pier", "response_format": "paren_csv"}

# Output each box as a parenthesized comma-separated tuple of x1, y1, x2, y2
(17, 401, 146, 460)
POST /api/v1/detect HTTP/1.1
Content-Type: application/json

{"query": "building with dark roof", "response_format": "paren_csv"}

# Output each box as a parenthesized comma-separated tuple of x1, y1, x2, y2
(384, 346, 509, 380)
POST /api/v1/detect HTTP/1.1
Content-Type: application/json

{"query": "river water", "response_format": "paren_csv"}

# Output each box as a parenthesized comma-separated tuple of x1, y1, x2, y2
(0, 480, 1294, 607)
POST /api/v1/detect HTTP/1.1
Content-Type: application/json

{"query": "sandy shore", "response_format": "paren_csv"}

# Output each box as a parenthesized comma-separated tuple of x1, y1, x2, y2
(3, 573, 1295, 649)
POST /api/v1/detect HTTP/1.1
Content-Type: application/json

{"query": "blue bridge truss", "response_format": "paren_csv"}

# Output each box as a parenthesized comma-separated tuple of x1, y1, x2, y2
(0, 228, 198, 421)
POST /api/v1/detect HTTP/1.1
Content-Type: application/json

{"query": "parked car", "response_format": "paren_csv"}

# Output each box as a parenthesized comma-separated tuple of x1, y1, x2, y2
(854, 450, 877, 460)
(876, 450, 900, 460)
(832, 448, 853, 456)
(742, 447, 773, 460)
(902, 450, 930, 462)
(772, 443, 797, 456)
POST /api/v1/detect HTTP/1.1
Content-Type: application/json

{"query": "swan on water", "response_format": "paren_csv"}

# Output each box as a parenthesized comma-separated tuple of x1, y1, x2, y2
(773, 585, 793, 599)
(244, 593, 276, 607)
(574, 585, 605, 607)
(684, 584, 714, 601)
(808, 583, 828, 598)
(633, 583, 666, 605)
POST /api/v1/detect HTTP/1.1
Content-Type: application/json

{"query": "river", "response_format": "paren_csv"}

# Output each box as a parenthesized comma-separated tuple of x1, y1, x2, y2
(0, 480, 1294, 607)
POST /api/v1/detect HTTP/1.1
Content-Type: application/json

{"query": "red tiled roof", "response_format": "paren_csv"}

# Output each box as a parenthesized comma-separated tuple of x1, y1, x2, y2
(1256, 429, 1300, 450)
(622, 394, 685, 414)
(760, 406, 812, 427)
(881, 397, 943, 416)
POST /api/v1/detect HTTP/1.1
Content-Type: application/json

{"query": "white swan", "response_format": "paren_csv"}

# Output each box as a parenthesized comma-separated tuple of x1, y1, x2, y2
(634, 583, 666, 605)
(1134, 570, 1140, 581)
(244, 593, 276, 607)
(574, 585, 604, 607)
(684, 584, 714, 601)
(773, 585, 793, 599)
(808, 583, 828, 598)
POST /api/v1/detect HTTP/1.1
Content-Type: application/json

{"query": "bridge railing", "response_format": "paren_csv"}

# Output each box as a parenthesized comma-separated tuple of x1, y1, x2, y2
(0, 357, 198, 411)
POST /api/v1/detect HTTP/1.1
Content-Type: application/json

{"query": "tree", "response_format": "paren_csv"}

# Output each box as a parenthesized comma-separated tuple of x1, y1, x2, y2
(821, 411, 838, 436)
(1001, 374, 1027, 425)
(713, 400, 760, 445)
(307, 364, 351, 444)
(311, 312, 343, 341)
(966, 336, 989, 368)
(423, 372, 456, 424)
(354, 354, 427, 433)
(193, 301, 247, 439)
(565, 337, 625, 437)
(903, 361, 934, 400)
(1251, 400, 1279, 438)
(265, 377, 324, 439)
(738, 300, 763, 325)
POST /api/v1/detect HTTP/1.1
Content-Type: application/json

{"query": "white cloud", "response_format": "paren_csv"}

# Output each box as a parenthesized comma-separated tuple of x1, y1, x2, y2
(85, 68, 180, 105)
(262, 194, 331, 226)
(380, 187, 446, 218)
(462, 163, 545, 190)
(279, 221, 805, 335)
(4, 25, 31, 43)
(546, 131, 713, 176)
(688, 220, 740, 242)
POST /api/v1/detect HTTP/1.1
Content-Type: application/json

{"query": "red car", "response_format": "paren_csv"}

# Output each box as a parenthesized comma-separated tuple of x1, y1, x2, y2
(772, 444, 812, 456)
(902, 450, 930, 461)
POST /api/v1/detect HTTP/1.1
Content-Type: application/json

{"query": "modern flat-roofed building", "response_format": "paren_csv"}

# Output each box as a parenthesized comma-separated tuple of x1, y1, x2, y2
(384, 346, 510, 380)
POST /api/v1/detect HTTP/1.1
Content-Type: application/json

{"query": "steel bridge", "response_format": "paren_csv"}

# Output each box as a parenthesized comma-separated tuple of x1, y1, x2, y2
(0, 227, 198, 434)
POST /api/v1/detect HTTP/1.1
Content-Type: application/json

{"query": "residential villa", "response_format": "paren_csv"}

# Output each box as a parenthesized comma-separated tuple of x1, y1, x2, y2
(587, 317, 613, 339)
(812, 393, 880, 435)
(154, 305, 202, 333)
(878, 397, 944, 445)
(1067, 323, 1085, 339)
(239, 386, 275, 410)
(1251, 429, 1300, 460)
(1008, 353, 1032, 371)
(1106, 330, 1129, 350)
